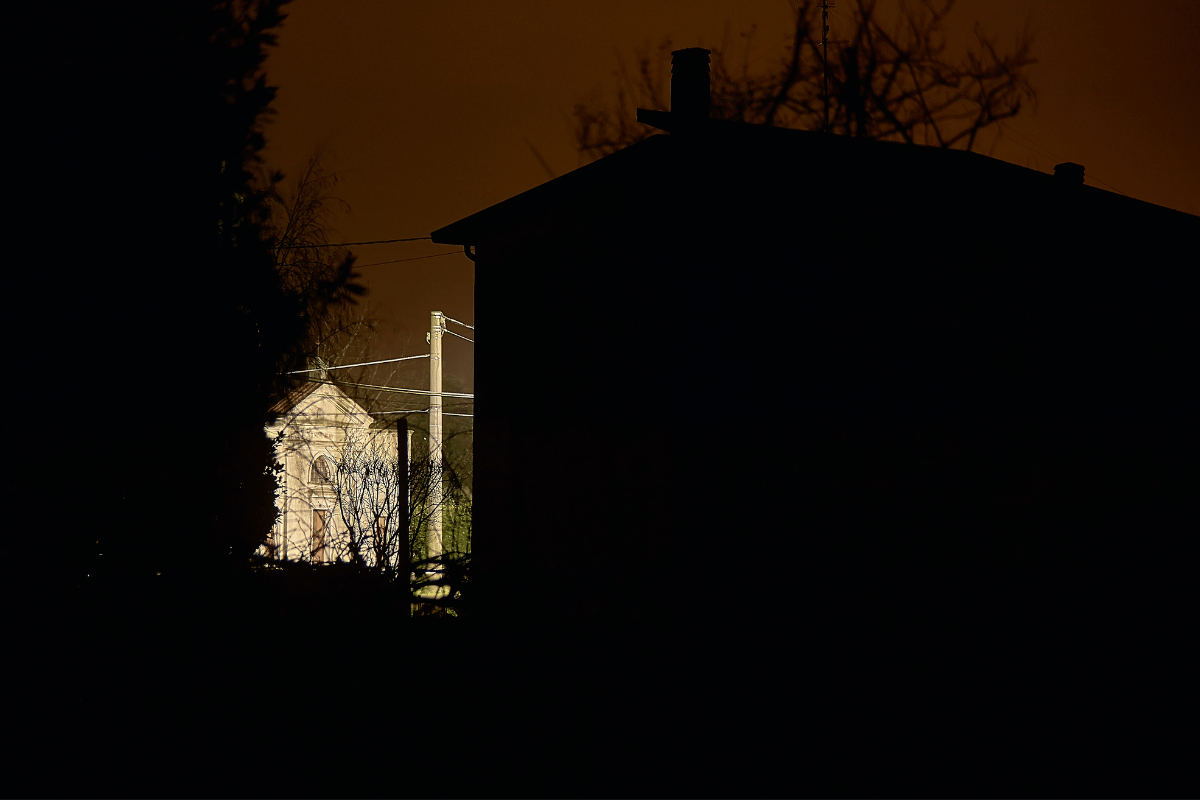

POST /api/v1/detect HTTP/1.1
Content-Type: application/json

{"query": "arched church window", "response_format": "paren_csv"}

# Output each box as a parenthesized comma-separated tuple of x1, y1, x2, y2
(310, 456, 334, 486)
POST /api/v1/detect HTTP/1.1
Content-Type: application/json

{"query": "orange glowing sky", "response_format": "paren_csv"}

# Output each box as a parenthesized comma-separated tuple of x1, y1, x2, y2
(261, 0, 1200, 392)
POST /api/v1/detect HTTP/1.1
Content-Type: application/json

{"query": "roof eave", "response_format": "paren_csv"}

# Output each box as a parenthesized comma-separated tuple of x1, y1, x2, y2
(430, 134, 673, 246)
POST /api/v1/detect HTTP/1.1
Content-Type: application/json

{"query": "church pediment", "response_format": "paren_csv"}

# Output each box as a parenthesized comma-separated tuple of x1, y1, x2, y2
(271, 381, 373, 429)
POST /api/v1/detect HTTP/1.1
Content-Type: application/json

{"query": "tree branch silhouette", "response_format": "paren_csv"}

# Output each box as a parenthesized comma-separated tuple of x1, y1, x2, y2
(573, 0, 1035, 159)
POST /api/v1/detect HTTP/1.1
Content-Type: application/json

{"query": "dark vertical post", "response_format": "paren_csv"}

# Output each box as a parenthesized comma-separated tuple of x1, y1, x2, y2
(822, 0, 830, 133)
(396, 417, 411, 618)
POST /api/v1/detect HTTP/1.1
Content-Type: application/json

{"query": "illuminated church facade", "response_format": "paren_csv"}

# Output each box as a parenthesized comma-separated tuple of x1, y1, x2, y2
(263, 379, 409, 566)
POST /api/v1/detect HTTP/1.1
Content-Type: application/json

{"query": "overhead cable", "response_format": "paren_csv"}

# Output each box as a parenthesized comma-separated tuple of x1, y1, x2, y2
(276, 236, 432, 250)
(357, 251, 461, 267)
(442, 329, 474, 344)
(285, 354, 429, 374)
(376, 410, 474, 417)
(442, 315, 474, 330)
(333, 380, 475, 399)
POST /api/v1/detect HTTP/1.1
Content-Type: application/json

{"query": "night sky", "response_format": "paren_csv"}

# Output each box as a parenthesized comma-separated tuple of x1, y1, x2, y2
(261, 0, 1200, 393)
(7, 6, 1195, 792)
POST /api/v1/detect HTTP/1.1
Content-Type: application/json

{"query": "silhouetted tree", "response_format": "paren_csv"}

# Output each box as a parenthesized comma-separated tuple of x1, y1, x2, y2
(574, 0, 1035, 159)
(6, 0, 360, 582)
(325, 427, 407, 569)
(266, 149, 370, 366)
(304, 414, 471, 558)
(330, 425, 472, 615)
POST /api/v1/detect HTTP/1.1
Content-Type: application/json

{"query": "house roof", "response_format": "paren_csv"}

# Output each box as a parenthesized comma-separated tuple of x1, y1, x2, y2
(431, 120, 1196, 247)
(431, 132, 675, 246)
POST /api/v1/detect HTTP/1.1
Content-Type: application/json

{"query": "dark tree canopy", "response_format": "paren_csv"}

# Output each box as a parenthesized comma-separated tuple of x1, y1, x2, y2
(7, 1, 356, 582)
(574, 0, 1036, 159)
(266, 150, 370, 366)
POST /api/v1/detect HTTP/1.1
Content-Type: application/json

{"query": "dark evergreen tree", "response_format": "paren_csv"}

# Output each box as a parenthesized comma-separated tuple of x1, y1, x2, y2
(7, 1, 350, 582)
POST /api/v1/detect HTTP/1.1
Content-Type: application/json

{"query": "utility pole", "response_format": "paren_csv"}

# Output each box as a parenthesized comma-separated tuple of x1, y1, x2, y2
(427, 310, 444, 562)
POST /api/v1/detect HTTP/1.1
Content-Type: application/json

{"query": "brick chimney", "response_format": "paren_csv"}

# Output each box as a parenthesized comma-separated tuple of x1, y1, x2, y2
(636, 47, 711, 132)
(670, 48, 711, 123)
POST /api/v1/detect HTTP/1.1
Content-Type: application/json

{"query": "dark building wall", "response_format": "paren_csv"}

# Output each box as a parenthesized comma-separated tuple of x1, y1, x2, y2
(469, 131, 1198, 627)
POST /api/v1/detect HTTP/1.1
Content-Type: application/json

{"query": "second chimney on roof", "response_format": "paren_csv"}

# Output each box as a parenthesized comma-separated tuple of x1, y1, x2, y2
(671, 48, 711, 124)
(1054, 162, 1085, 185)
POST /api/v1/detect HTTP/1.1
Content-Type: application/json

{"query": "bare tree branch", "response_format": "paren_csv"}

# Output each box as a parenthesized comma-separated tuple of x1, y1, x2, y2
(573, 0, 1036, 158)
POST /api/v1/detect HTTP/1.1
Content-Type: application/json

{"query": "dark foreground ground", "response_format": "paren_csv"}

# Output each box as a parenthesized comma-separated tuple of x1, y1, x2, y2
(6, 559, 1193, 799)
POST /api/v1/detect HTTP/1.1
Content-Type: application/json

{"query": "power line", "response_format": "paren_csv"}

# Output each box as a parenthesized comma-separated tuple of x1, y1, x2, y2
(442, 328, 474, 344)
(357, 251, 462, 268)
(376, 409, 474, 417)
(270, 410, 417, 418)
(276, 237, 432, 250)
(286, 354, 430, 375)
(443, 315, 474, 330)
(273, 408, 472, 418)
(331, 380, 475, 399)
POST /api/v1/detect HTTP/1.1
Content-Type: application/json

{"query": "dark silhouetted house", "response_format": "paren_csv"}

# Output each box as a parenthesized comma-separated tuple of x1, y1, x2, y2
(432, 49, 1198, 628)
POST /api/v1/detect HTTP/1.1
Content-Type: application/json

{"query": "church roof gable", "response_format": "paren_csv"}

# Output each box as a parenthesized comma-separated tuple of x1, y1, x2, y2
(269, 380, 373, 428)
